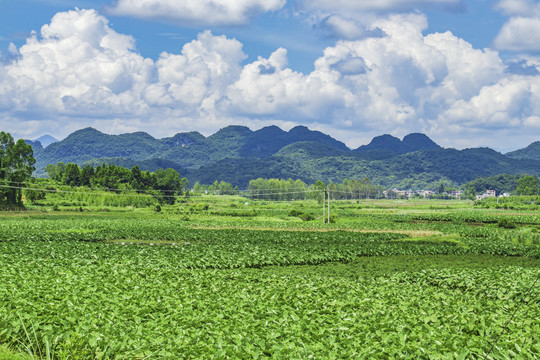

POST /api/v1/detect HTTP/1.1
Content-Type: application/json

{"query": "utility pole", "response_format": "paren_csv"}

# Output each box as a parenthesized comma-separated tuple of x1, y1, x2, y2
(327, 187, 330, 224)
(322, 188, 326, 224)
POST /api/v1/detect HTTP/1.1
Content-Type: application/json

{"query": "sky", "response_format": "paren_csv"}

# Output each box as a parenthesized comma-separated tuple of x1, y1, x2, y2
(0, 0, 540, 152)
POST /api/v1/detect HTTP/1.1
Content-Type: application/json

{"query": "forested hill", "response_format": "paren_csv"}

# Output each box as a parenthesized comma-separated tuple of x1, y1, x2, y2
(506, 141, 540, 160)
(29, 126, 349, 171)
(26, 126, 540, 189)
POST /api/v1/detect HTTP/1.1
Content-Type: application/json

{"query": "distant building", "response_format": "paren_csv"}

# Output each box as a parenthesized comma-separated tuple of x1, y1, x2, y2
(476, 190, 496, 200)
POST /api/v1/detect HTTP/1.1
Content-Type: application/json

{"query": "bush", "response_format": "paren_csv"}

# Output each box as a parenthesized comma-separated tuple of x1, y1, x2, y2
(288, 209, 303, 217)
(289, 209, 315, 221)
(498, 218, 516, 229)
(299, 213, 315, 222)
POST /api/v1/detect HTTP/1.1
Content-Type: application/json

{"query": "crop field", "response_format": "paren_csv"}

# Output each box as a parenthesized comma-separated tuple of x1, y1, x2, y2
(0, 197, 539, 359)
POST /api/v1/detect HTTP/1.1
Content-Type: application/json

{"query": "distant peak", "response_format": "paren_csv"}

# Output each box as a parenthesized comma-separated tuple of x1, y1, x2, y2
(369, 134, 402, 145)
(402, 133, 440, 151)
(253, 126, 286, 137)
(73, 127, 104, 135)
(33, 134, 59, 148)
(289, 125, 310, 134)
(212, 125, 252, 137)
(220, 125, 251, 131)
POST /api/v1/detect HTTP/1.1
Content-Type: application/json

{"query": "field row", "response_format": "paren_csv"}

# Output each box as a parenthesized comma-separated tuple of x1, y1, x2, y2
(1, 246, 538, 358)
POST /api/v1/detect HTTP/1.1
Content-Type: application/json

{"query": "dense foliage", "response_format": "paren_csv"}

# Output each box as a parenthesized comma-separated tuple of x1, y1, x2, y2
(0, 200, 539, 359)
(460, 174, 540, 197)
(0, 131, 35, 207)
(42, 163, 188, 205)
(27, 126, 540, 188)
(506, 141, 540, 160)
(461, 174, 523, 195)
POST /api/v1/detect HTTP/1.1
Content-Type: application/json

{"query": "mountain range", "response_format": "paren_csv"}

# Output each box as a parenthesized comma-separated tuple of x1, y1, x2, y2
(26, 126, 540, 189)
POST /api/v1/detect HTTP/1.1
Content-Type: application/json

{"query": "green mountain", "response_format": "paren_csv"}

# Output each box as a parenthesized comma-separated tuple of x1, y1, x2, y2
(355, 133, 440, 154)
(29, 125, 350, 173)
(506, 141, 540, 160)
(25, 126, 540, 188)
(186, 146, 540, 189)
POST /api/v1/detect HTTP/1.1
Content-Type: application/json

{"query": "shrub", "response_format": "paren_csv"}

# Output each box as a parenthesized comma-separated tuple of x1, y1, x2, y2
(288, 209, 303, 217)
(299, 213, 315, 222)
(498, 218, 516, 229)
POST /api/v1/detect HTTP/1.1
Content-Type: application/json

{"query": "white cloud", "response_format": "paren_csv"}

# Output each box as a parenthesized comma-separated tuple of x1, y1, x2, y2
(2, 8, 154, 117)
(301, 0, 461, 14)
(496, 0, 540, 16)
(156, 30, 246, 110)
(1, 8, 540, 152)
(316, 14, 385, 40)
(8, 43, 18, 56)
(225, 48, 352, 119)
(494, 17, 540, 51)
(108, 0, 286, 26)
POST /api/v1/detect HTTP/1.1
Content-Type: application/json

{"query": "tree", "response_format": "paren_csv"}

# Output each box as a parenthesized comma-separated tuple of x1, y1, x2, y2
(462, 186, 476, 201)
(62, 163, 81, 187)
(154, 168, 187, 204)
(312, 180, 326, 203)
(516, 175, 539, 195)
(25, 187, 46, 203)
(438, 183, 445, 194)
(0, 132, 36, 206)
(80, 165, 95, 187)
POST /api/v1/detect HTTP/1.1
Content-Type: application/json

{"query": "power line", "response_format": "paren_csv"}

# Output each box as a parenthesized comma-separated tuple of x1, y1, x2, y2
(1, 183, 325, 200)
(0, 184, 177, 198)
(2, 179, 183, 194)
(3, 179, 323, 196)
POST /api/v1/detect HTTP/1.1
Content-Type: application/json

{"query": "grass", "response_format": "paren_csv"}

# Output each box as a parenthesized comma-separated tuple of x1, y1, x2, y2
(0, 345, 33, 360)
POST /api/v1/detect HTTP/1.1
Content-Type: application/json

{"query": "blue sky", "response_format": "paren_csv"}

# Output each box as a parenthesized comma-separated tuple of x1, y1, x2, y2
(1, 0, 539, 152)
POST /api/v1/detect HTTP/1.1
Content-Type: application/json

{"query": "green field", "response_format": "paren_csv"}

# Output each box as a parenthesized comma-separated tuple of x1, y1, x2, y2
(1, 197, 539, 359)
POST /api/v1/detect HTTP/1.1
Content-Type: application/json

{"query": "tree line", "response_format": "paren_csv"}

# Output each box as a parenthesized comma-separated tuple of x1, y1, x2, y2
(43, 162, 188, 204)
(2, 129, 540, 208)
(461, 173, 539, 199)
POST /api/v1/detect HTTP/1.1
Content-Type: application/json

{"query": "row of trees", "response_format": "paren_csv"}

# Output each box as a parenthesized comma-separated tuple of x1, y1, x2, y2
(192, 181, 239, 195)
(0, 132, 35, 206)
(242, 178, 384, 201)
(44, 163, 188, 204)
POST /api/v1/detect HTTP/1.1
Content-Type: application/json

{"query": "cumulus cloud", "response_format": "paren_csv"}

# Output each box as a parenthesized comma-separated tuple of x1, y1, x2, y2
(301, 0, 462, 14)
(1, 8, 540, 151)
(108, 0, 286, 26)
(494, 17, 540, 51)
(1, 8, 154, 117)
(155, 30, 246, 111)
(496, 0, 540, 16)
(494, 1, 540, 52)
(223, 12, 510, 139)
(505, 59, 540, 75)
(305, 0, 461, 43)
(224, 48, 352, 120)
(316, 14, 386, 40)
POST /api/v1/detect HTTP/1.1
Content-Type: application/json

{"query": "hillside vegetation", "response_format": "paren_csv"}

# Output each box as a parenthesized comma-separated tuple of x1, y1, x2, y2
(27, 126, 540, 189)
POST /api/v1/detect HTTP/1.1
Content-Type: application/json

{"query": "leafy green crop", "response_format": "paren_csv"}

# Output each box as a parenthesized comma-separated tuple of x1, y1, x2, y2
(1, 201, 539, 359)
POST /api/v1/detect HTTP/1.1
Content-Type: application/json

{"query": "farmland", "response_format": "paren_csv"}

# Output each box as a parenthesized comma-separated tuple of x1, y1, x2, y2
(0, 197, 539, 359)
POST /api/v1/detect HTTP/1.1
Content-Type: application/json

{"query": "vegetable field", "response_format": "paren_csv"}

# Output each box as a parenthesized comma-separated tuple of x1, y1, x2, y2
(0, 198, 539, 359)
